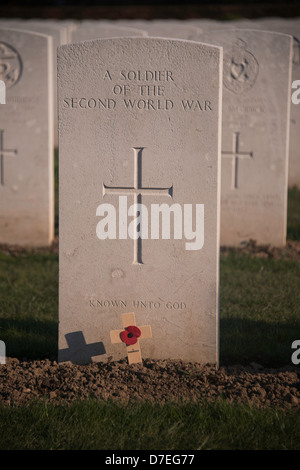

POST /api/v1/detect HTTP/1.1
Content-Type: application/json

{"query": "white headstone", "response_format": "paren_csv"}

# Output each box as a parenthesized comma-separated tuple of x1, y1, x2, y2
(58, 37, 222, 365)
(71, 21, 148, 42)
(38, 19, 70, 45)
(248, 18, 300, 188)
(0, 28, 54, 246)
(201, 29, 292, 247)
(115, 19, 202, 39)
(0, 19, 66, 148)
(57, 19, 79, 43)
(197, 18, 300, 188)
(0, 340, 5, 364)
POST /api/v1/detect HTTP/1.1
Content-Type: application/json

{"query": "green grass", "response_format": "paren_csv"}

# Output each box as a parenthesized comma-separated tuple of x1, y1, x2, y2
(220, 254, 300, 366)
(0, 399, 298, 450)
(288, 186, 300, 240)
(0, 252, 58, 360)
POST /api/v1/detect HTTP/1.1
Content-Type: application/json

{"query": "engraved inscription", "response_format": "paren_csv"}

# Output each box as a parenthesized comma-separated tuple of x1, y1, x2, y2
(0, 129, 18, 186)
(6, 96, 40, 105)
(226, 97, 266, 129)
(89, 299, 187, 310)
(118, 70, 174, 81)
(62, 68, 214, 112)
(222, 132, 253, 190)
(103, 147, 173, 265)
(0, 42, 22, 89)
(223, 39, 259, 94)
(222, 192, 281, 210)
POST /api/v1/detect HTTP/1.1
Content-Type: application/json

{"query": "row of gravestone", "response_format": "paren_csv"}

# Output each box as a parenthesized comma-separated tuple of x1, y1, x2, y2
(0, 18, 297, 366)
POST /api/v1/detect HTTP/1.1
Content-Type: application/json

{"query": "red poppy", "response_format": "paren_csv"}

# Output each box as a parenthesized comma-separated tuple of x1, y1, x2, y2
(120, 325, 141, 345)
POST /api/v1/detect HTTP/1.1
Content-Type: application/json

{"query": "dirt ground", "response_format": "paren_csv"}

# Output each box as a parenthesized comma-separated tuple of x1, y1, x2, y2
(0, 357, 299, 408)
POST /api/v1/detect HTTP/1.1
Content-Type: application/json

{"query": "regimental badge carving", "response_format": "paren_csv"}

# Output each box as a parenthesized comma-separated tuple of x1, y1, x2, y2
(0, 42, 22, 89)
(223, 39, 259, 94)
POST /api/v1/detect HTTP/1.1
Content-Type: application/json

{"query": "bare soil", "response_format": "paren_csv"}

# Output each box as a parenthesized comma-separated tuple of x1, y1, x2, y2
(0, 357, 299, 409)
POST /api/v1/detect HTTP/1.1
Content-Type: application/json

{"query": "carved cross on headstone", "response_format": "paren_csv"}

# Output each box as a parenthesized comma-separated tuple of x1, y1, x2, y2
(221, 131, 253, 189)
(0, 80, 5, 104)
(0, 129, 18, 185)
(103, 147, 173, 264)
(110, 312, 152, 364)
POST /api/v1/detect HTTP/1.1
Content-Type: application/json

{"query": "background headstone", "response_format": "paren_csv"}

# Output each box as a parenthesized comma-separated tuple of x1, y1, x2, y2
(58, 37, 222, 365)
(71, 21, 148, 42)
(57, 19, 79, 43)
(115, 19, 202, 39)
(0, 19, 68, 148)
(201, 29, 292, 247)
(0, 80, 5, 104)
(244, 18, 300, 188)
(0, 28, 54, 246)
(195, 17, 300, 188)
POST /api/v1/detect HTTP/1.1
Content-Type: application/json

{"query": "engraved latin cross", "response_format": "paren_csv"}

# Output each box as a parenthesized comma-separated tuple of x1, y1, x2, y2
(103, 147, 173, 264)
(221, 132, 253, 189)
(0, 129, 18, 186)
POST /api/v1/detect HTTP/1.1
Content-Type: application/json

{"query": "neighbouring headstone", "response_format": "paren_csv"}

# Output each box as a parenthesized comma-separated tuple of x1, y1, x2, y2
(58, 37, 222, 365)
(0, 80, 5, 104)
(57, 19, 79, 43)
(186, 19, 226, 31)
(250, 18, 300, 188)
(199, 18, 300, 188)
(71, 21, 148, 42)
(0, 19, 68, 148)
(115, 19, 202, 39)
(201, 29, 292, 247)
(39, 19, 70, 45)
(0, 340, 5, 364)
(0, 28, 54, 246)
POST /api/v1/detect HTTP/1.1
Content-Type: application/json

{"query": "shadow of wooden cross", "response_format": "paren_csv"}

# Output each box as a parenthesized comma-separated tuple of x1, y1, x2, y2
(110, 312, 152, 364)
(59, 331, 106, 364)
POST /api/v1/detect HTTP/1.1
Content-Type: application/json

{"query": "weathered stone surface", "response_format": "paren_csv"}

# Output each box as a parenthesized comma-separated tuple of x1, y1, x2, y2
(201, 29, 292, 246)
(58, 37, 222, 365)
(194, 18, 300, 188)
(0, 28, 54, 246)
(0, 19, 68, 147)
(114, 19, 202, 39)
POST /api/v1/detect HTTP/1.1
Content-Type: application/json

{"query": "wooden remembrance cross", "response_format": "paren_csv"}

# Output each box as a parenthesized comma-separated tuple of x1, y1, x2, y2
(110, 312, 152, 364)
